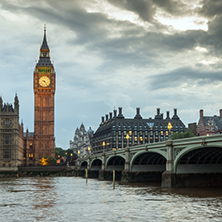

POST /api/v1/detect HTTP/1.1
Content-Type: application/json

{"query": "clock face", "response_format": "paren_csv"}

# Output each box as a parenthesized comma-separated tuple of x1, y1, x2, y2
(39, 76, 50, 87)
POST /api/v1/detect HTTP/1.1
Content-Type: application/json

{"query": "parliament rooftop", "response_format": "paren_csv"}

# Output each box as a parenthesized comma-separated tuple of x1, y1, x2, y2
(92, 107, 186, 154)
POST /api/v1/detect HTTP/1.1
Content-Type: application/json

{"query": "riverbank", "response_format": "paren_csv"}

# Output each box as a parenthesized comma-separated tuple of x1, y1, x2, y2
(1, 167, 222, 188)
(0, 166, 77, 178)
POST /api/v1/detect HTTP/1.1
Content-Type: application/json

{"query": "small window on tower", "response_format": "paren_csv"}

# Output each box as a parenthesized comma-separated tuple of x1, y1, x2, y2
(4, 135, 11, 145)
(5, 119, 10, 127)
(3, 149, 11, 159)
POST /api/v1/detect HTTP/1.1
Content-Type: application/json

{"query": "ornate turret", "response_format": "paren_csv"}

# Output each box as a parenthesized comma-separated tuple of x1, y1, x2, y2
(1, 103, 14, 112)
(40, 25, 49, 56)
(0, 96, 2, 111)
(80, 123, 85, 131)
(14, 93, 19, 114)
(36, 25, 53, 68)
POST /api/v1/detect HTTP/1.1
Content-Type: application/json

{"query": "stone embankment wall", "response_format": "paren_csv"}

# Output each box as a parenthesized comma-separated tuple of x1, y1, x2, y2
(0, 166, 80, 177)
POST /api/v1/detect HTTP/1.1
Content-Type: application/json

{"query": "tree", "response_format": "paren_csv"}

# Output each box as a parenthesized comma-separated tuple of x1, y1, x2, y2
(55, 147, 66, 157)
(39, 157, 57, 166)
(55, 148, 77, 165)
(171, 129, 194, 140)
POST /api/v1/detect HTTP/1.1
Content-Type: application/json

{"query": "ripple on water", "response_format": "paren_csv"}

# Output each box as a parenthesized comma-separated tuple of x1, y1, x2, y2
(0, 177, 222, 222)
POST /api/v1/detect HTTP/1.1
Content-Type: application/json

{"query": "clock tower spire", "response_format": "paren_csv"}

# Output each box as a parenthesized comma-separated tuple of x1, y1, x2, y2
(33, 26, 56, 164)
(40, 25, 50, 57)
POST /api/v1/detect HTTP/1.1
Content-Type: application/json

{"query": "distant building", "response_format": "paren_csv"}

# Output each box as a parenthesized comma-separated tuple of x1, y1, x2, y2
(0, 95, 24, 171)
(196, 109, 222, 136)
(188, 122, 197, 136)
(23, 130, 35, 166)
(70, 123, 94, 158)
(92, 107, 186, 154)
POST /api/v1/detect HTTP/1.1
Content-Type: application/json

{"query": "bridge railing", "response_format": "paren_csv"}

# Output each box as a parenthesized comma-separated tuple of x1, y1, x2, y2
(78, 134, 222, 162)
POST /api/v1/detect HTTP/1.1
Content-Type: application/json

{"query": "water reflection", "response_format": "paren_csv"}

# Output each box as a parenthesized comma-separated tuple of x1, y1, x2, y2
(0, 177, 222, 222)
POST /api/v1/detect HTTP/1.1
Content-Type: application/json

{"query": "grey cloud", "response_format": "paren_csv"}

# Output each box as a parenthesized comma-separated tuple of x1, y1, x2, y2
(152, 0, 189, 16)
(0, 0, 206, 65)
(89, 29, 206, 71)
(108, 0, 156, 22)
(149, 67, 222, 90)
(108, 0, 192, 22)
(195, 1, 222, 54)
(197, 15, 222, 56)
(0, 0, 110, 44)
(197, 0, 222, 17)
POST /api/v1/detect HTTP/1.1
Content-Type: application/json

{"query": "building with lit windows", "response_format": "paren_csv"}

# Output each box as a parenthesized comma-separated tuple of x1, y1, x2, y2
(196, 109, 222, 136)
(92, 107, 186, 154)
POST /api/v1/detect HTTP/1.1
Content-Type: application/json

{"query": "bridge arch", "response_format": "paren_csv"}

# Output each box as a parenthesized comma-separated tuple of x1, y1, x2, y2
(90, 158, 102, 170)
(175, 145, 222, 174)
(106, 155, 125, 171)
(80, 161, 87, 170)
(131, 150, 166, 172)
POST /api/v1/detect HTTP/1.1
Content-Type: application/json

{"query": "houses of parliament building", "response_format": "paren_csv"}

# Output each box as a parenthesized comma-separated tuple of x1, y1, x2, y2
(0, 28, 56, 170)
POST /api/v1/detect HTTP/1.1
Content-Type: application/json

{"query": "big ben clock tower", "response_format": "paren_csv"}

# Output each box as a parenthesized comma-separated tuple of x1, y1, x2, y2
(33, 26, 56, 164)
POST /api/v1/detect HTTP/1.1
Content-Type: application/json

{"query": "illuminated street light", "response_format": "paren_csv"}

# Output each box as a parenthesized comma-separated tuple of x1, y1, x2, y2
(102, 141, 105, 152)
(126, 134, 130, 147)
(87, 146, 91, 156)
(167, 122, 172, 138)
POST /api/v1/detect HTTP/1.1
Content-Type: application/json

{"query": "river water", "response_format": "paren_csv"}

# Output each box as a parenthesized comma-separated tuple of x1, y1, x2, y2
(0, 177, 222, 222)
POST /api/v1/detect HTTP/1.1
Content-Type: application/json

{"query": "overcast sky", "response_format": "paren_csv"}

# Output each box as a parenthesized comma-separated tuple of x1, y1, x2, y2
(0, 0, 222, 148)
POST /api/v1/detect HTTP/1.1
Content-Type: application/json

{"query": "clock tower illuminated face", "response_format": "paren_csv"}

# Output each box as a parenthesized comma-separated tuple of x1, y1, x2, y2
(39, 76, 50, 87)
(33, 26, 56, 164)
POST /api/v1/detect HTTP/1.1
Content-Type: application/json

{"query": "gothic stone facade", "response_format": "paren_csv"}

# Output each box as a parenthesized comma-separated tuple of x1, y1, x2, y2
(0, 95, 24, 171)
(70, 123, 94, 158)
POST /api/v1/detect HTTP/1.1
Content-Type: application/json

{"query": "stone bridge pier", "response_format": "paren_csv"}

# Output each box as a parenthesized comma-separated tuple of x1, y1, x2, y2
(161, 140, 176, 187)
(98, 152, 106, 180)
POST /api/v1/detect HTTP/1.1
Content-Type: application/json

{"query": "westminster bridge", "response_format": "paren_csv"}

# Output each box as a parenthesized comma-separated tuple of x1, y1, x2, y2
(77, 134, 222, 187)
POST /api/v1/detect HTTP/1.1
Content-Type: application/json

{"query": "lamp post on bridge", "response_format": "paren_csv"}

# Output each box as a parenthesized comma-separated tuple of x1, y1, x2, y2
(102, 141, 106, 152)
(167, 122, 172, 139)
(124, 134, 130, 173)
(87, 146, 91, 156)
(126, 134, 130, 147)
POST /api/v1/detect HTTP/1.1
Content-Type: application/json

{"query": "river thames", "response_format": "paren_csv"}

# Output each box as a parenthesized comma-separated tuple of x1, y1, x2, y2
(0, 177, 222, 222)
